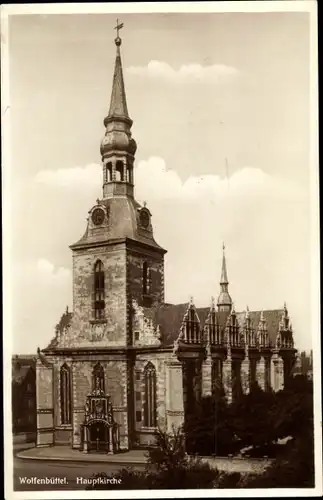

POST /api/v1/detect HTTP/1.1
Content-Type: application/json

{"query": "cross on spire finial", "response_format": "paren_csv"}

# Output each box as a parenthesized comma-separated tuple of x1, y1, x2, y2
(114, 19, 124, 45)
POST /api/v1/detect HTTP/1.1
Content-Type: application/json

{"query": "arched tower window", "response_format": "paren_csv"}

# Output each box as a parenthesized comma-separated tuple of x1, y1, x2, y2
(127, 165, 132, 184)
(143, 362, 157, 427)
(142, 261, 151, 296)
(60, 364, 71, 425)
(94, 260, 105, 320)
(106, 162, 113, 182)
(92, 362, 105, 393)
(116, 160, 124, 181)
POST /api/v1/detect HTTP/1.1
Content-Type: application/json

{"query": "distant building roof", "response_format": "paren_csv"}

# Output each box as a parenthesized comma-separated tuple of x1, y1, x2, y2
(12, 355, 36, 385)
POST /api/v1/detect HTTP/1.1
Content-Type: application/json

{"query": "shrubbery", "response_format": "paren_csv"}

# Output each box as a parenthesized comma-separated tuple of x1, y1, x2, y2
(185, 375, 314, 459)
(86, 426, 219, 490)
(86, 375, 315, 490)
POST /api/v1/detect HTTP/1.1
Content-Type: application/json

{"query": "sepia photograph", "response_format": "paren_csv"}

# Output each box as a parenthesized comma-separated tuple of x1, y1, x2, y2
(2, 1, 321, 498)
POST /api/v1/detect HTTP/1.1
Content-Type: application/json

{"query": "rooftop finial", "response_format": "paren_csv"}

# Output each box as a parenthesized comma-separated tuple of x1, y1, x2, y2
(217, 243, 232, 312)
(220, 243, 228, 285)
(114, 19, 124, 46)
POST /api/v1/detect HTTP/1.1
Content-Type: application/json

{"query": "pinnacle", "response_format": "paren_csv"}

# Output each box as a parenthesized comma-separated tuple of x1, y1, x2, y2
(108, 39, 129, 119)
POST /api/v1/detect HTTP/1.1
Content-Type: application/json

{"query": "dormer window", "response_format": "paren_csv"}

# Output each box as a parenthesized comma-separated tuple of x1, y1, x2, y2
(94, 260, 105, 320)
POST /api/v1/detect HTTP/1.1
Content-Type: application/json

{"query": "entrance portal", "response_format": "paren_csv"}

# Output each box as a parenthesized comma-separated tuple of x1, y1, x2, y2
(88, 422, 109, 453)
(81, 386, 120, 454)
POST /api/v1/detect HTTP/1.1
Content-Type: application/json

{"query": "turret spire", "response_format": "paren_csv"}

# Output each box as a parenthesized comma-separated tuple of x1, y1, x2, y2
(220, 242, 229, 285)
(107, 21, 130, 120)
(100, 22, 137, 199)
(217, 243, 233, 312)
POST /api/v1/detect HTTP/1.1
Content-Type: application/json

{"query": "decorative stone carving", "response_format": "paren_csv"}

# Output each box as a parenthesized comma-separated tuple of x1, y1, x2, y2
(132, 300, 161, 347)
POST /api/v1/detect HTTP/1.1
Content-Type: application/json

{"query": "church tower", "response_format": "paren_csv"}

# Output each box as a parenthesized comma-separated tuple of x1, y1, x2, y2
(69, 29, 167, 348)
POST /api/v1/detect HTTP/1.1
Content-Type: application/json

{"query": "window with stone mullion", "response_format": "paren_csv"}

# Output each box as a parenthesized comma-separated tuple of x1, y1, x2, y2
(94, 261, 105, 320)
(143, 364, 157, 427)
(60, 365, 71, 425)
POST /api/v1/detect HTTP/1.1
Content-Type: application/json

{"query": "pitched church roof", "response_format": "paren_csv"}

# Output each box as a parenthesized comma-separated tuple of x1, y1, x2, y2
(148, 303, 284, 348)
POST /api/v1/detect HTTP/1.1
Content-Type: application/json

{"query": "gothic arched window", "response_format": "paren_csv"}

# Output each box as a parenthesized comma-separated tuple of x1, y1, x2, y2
(92, 362, 105, 393)
(143, 362, 157, 427)
(94, 260, 105, 320)
(60, 364, 71, 425)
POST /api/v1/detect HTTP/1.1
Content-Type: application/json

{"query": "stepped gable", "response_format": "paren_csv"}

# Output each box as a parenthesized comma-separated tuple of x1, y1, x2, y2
(45, 307, 73, 350)
(149, 303, 220, 347)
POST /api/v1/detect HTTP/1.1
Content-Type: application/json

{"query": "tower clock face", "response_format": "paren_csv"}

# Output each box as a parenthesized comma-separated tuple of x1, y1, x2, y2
(92, 208, 105, 226)
(140, 210, 150, 229)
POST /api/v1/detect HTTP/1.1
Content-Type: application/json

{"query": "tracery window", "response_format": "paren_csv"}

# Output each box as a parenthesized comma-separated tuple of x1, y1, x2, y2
(60, 364, 71, 425)
(94, 260, 105, 320)
(142, 261, 151, 296)
(143, 362, 157, 427)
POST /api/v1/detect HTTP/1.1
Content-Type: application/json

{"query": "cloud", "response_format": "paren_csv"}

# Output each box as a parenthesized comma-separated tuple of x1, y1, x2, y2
(12, 259, 72, 353)
(134, 156, 302, 203)
(127, 60, 239, 84)
(34, 157, 301, 202)
(35, 163, 101, 188)
(37, 258, 71, 283)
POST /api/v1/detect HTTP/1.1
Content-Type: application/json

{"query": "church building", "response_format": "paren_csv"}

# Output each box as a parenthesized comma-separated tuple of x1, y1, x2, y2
(36, 31, 297, 453)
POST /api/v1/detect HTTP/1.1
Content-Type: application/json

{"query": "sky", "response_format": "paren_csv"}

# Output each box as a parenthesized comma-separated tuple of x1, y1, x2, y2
(6, 10, 316, 353)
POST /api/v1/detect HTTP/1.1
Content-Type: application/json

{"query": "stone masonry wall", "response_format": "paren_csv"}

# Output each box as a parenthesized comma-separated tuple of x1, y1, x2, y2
(36, 359, 54, 447)
(71, 357, 129, 450)
(126, 249, 164, 309)
(134, 351, 172, 446)
(59, 244, 127, 348)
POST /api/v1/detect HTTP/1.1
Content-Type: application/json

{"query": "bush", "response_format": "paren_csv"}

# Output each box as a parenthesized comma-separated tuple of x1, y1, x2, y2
(86, 427, 220, 490)
(147, 426, 187, 474)
(244, 433, 315, 488)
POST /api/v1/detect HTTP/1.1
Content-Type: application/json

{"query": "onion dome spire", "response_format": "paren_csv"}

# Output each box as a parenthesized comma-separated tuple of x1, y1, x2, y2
(217, 243, 233, 312)
(100, 21, 137, 199)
